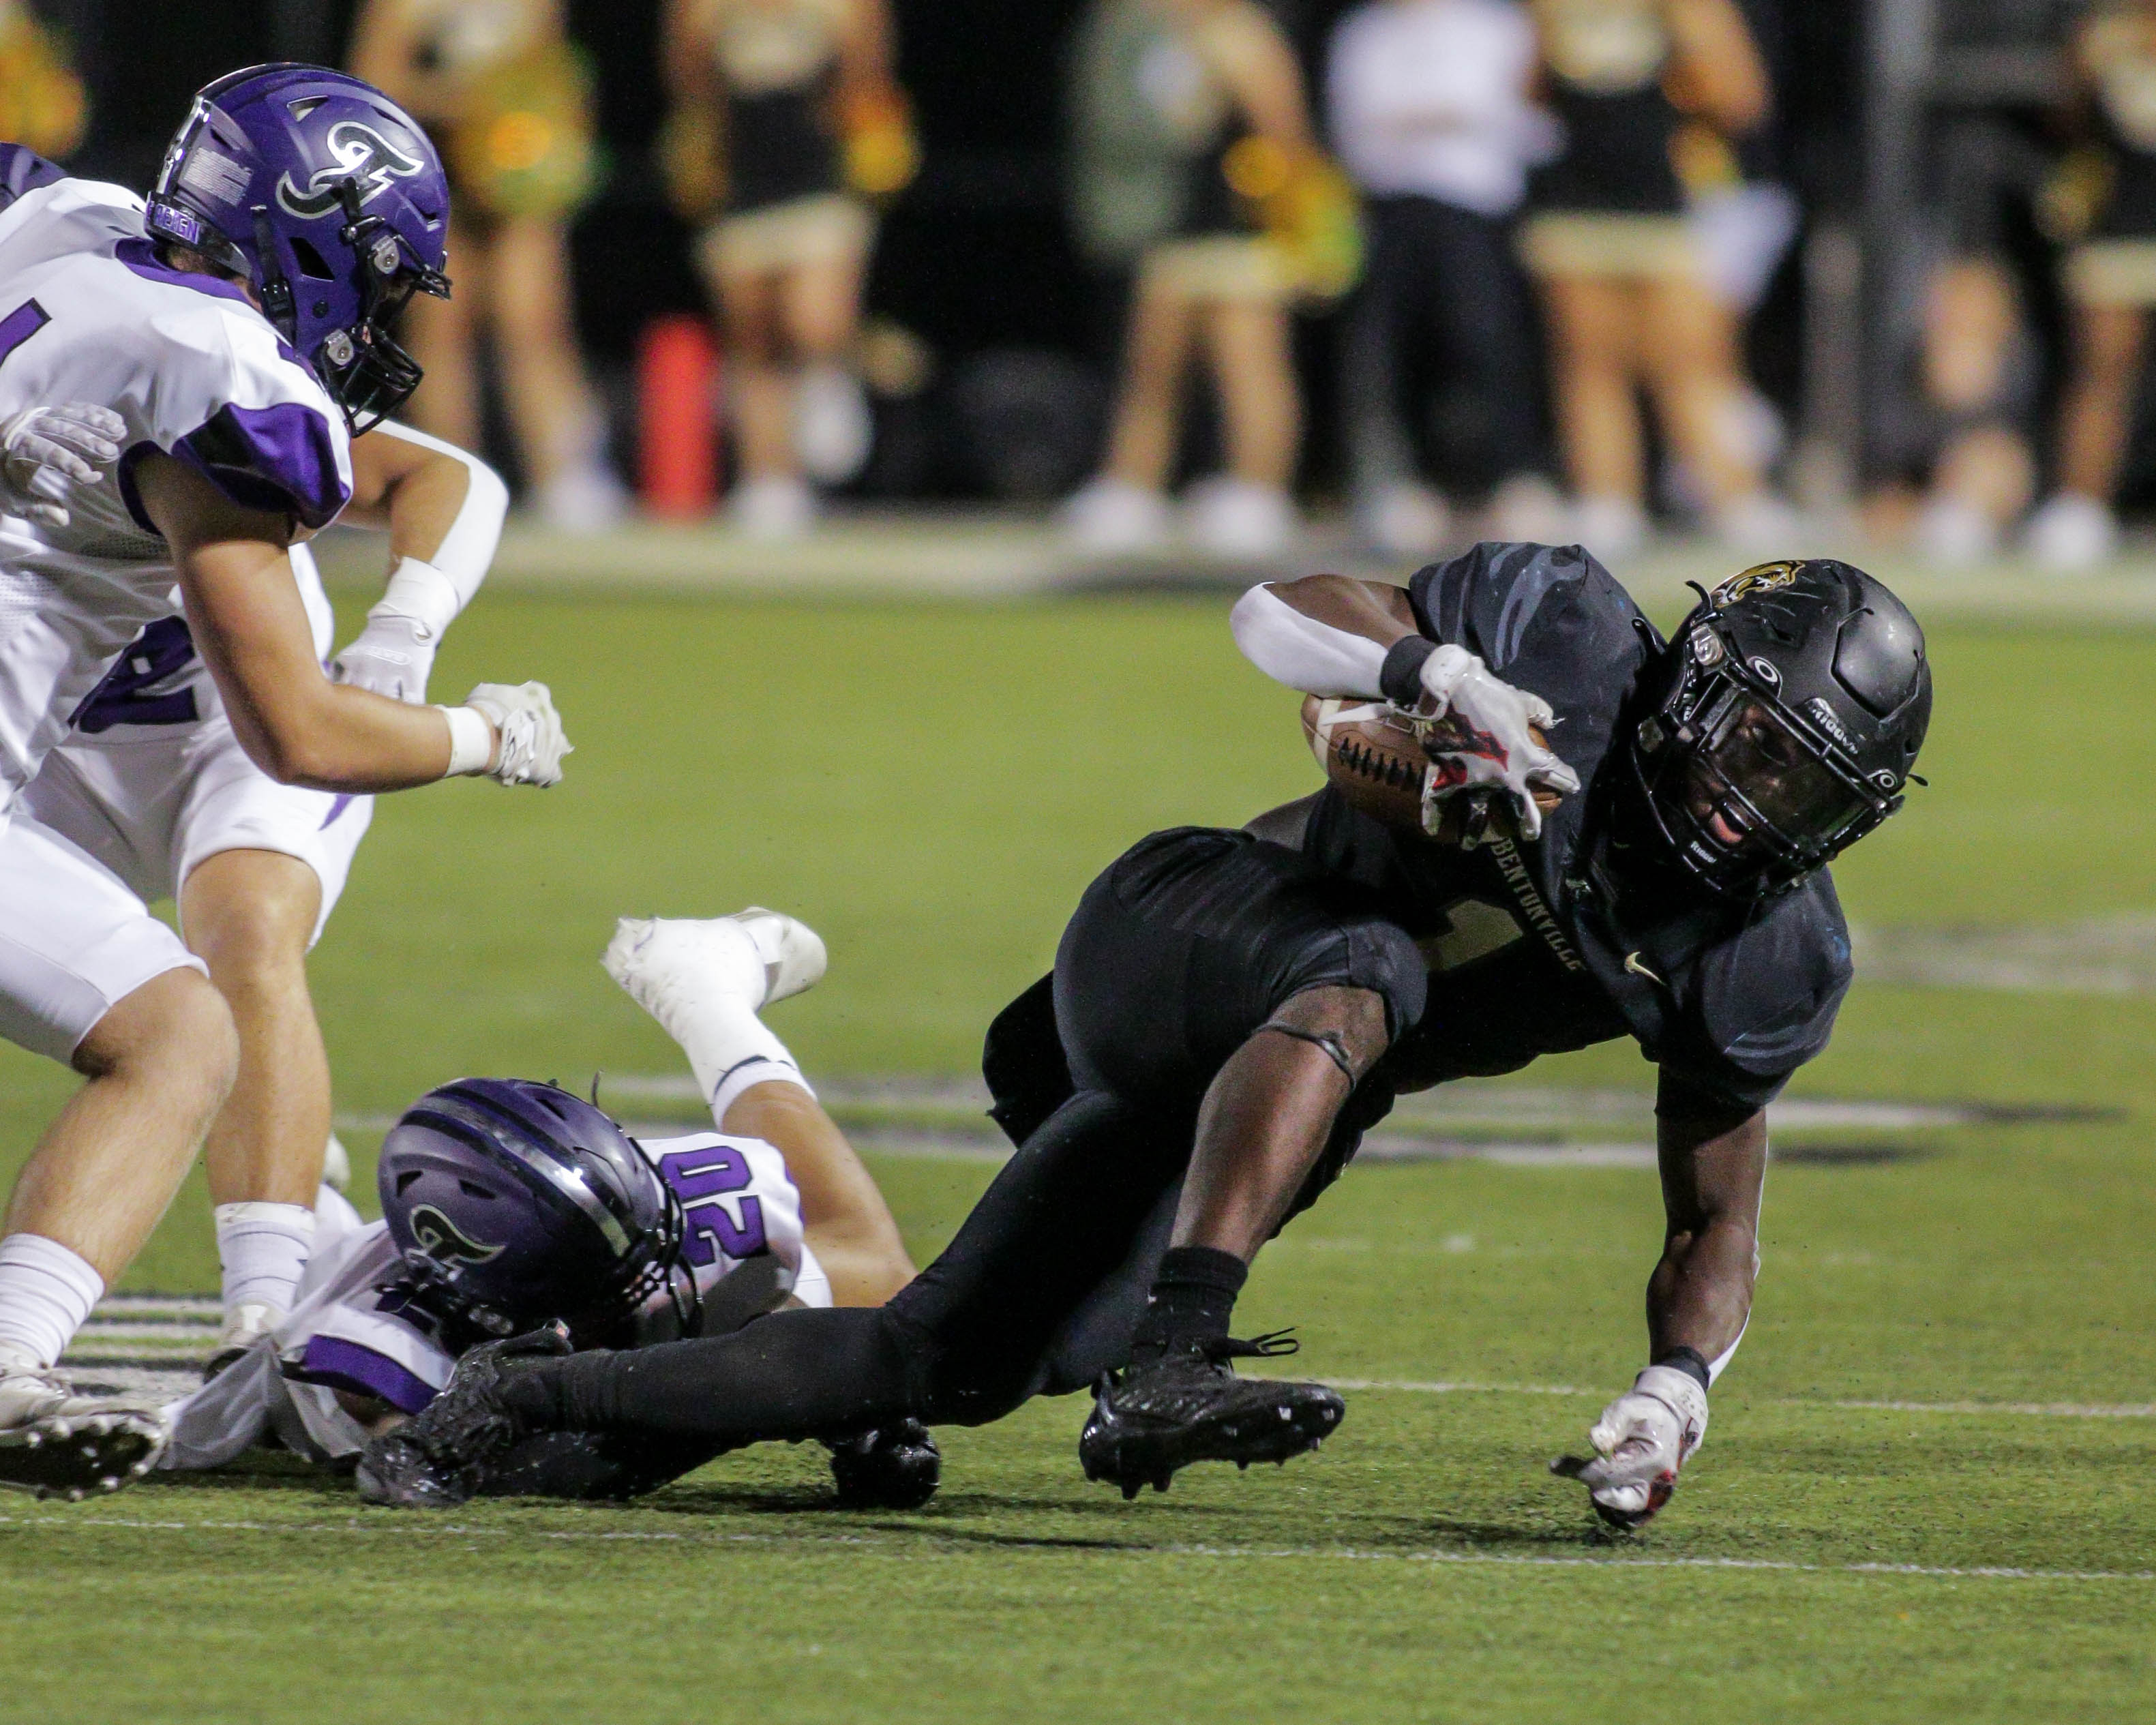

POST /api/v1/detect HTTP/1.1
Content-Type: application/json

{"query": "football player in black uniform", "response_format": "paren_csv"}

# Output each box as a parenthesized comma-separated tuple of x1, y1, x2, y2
(357, 546, 1930, 1529)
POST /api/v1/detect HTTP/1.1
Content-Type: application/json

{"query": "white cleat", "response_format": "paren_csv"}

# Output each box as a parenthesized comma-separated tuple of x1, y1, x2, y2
(204, 1303, 283, 1383)
(724, 906, 828, 1005)
(603, 910, 828, 1040)
(0, 1362, 167, 1500)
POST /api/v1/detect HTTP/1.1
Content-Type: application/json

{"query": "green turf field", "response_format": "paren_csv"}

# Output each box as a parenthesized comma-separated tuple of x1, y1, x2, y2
(1, 591, 2152, 1723)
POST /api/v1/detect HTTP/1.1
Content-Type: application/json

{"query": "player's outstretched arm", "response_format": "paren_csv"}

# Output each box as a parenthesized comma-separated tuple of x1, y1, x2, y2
(1555, 1074, 1765, 1529)
(137, 451, 566, 792)
(331, 423, 510, 704)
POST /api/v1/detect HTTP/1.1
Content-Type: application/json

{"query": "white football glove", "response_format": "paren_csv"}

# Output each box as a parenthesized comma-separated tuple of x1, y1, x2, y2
(332, 614, 437, 703)
(1, 402, 125, 528)
(1551, 1364, 1708, 1530)
(1409, 644, 1581, 841)
(465, 682, 571, 787)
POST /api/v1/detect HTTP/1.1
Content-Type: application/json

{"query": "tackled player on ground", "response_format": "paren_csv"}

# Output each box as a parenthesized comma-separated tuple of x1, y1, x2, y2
(158, 907, 932, 1509)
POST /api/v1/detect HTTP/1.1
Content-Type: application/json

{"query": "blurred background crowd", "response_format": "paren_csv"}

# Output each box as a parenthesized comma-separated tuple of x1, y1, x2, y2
(8, 0, 2156, 571)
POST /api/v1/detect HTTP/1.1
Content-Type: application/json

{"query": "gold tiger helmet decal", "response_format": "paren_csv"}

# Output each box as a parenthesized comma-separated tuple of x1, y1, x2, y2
(1709, 561, 1802, 606)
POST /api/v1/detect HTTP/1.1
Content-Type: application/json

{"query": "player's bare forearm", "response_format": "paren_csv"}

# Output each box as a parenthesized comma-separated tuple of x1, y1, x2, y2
(136, 453, 459, 790)
(1266, 573, 1420, 646)
(1173, 985, 1390, 1259)
(723, 1081, 916, 1306)
(1647, 1079, 1768, 1362)
(339, 430, 473, 562)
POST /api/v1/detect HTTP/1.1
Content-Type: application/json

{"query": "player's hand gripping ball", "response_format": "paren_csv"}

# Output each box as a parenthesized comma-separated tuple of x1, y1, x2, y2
(1302, 694, 1569, 843)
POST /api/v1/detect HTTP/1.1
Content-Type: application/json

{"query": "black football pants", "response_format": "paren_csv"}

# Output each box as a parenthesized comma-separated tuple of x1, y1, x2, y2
(537, 830, 1425, 1453)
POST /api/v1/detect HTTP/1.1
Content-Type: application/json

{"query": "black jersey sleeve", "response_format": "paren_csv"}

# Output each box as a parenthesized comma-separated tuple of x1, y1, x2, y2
(1653, 873, 1854, 1112)
(1406, 541, 1660, 779)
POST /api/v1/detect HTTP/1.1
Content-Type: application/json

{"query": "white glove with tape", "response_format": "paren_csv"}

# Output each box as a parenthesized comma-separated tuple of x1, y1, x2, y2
(333, 614, 436, 703)
(333, 559, 468, 703)
(455, 682, 571, 787)
(1, 403, 125, 528)
(1551, 1364, 1708, 1530)
(1411, 644, 1580, 841)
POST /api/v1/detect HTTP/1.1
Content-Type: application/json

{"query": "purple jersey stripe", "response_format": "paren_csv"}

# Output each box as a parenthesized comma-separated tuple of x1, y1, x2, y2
(177, 400, 350, 530)
(290, 1334, 439, 1415)
(0, 296, 48, 364)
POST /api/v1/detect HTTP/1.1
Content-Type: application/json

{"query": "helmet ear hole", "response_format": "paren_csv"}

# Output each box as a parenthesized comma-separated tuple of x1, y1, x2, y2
(290, 236, 335, 279)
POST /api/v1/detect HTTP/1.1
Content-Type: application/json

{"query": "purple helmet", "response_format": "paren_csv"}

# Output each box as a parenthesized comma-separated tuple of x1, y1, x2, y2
(378, 1079, 695, 1346)
(145, 63, 450, 432)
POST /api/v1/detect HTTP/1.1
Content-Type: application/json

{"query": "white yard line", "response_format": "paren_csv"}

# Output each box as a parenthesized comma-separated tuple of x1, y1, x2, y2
(1266, 1378, 2156, 1418)
(1, 1514, 2146, 1584)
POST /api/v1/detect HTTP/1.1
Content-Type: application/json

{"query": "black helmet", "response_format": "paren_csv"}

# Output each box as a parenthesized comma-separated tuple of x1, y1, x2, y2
(1629, 559, 1931, 897)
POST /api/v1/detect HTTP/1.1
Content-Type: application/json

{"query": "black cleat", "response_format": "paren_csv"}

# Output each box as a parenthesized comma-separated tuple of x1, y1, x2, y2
(825, 1419, 942, 1510)
(0, 1411, 166, 1502)
(354, 1323, 571, 1509)
(1079, 1332, 1345, 1499)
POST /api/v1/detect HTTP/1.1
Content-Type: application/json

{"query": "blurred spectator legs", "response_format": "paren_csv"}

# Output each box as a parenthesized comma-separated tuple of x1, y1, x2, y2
(1538, 277, 1782, 560)
(406, 216, 627, 532)
(1068, 249, 1300, 558)
(696, 202, 873, 539)
(2028, 297, 2148, 571)
(1341, 196, 1557, 560)
(1908, 257, 2035, 566)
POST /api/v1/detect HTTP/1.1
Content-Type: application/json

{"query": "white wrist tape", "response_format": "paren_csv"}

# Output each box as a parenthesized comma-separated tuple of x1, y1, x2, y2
(1632, 1363, 1710, 1452)
(1229, 584, 1390, 699)
(372, 557, 460, 639)
(437, 704, 494, 777)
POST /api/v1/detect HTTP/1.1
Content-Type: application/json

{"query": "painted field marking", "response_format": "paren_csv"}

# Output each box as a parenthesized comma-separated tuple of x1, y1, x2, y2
(1, 1514, 2147, 1585)
(1264, 1378, 2156, 1419)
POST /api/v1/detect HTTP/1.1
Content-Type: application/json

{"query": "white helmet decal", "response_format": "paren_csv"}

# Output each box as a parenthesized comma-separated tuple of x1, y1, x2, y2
(275, 121, 425, 220)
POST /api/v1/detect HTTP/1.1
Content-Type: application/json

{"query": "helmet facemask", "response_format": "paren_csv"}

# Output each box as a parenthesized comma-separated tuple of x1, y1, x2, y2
(1632, 605, 1900, 898)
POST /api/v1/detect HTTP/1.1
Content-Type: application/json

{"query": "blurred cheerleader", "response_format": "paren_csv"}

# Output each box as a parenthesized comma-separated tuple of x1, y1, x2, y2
(353, 0, 627, 529)
(662, 0, 914, 538)
(2029, 1, 2156, 571)
(1520, 0, 1788, 559)
(1064, 0, 1352, 560)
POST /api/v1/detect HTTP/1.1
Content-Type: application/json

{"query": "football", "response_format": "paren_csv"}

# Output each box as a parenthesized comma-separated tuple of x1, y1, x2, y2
(1300, 693, 1562, 839)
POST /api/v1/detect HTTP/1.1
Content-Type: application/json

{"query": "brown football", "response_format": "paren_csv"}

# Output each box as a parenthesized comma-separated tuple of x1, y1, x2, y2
(1300, 694, 1561, 840)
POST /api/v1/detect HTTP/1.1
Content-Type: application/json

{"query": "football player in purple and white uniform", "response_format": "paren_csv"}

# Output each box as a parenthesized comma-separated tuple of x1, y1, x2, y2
(162, 907, 934, 1508)
(21, 404, 511, 1377)
(0, 65, 569, 1501)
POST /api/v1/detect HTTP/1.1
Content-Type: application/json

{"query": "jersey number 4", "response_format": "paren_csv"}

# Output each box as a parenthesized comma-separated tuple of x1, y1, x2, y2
(656, 1145, 768, 1266)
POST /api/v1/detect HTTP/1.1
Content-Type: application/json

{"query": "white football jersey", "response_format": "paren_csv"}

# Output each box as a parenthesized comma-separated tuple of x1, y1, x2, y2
(0, 171, 351, 811)
(161, 1131, 828, 1471)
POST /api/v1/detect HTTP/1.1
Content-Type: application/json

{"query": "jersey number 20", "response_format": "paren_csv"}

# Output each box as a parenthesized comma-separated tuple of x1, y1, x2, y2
(656, 1146, 768, 1265)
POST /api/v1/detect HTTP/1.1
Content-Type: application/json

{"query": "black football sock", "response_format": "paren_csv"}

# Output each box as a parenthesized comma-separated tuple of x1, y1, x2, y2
(1129, 1246, 1248, 1362)
(498, 1306, 916, 1441)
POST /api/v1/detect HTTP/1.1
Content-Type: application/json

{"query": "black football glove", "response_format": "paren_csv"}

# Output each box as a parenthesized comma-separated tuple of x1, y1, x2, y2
(824, 1419, 940, 1510)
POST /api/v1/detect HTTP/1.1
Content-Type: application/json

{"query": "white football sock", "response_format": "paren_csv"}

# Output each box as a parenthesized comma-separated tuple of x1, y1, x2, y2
(682, 996, 815, 1126)
(0, 1233, 106, 1370)
(214, 1202, 316, 1319)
